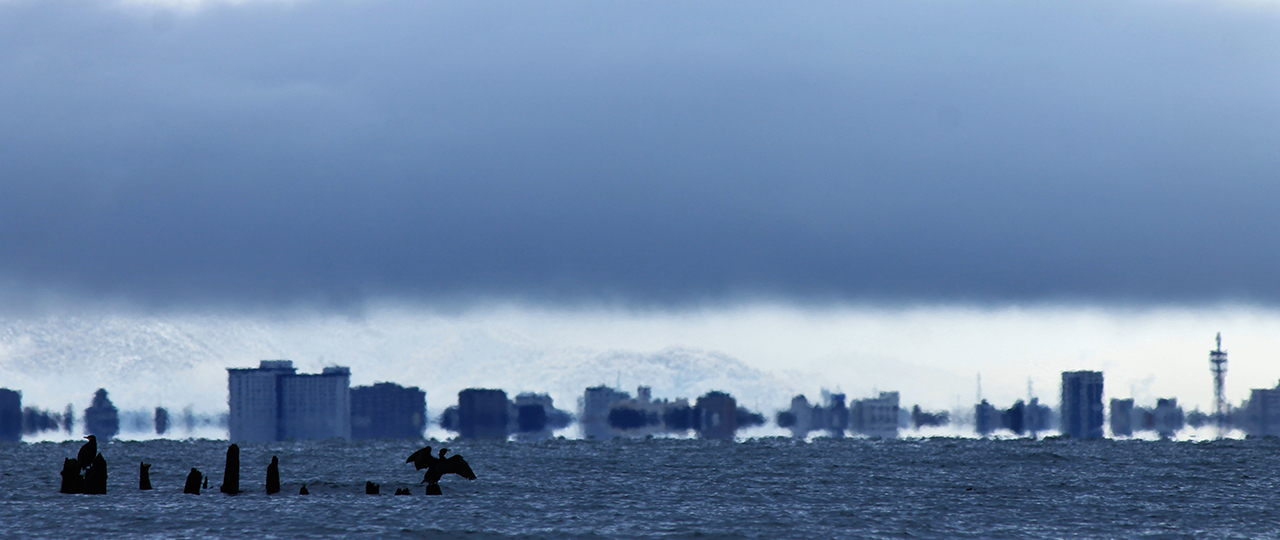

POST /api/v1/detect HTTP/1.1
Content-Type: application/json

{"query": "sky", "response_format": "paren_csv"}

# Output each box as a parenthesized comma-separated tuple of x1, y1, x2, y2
(2, 0, 1280, 420)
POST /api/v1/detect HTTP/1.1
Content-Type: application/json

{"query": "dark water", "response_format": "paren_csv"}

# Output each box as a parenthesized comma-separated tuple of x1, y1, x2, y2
(4, 437, 1280, 539)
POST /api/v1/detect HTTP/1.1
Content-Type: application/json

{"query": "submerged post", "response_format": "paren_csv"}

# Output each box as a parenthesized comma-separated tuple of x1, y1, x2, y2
(59, 458, 84, 494)
(184, 468, 202, 494)
(220, 444, 240, 495)
(83, 453, 108, 494)
(266, 456, 280, 495)
(139, 462, 152, 490)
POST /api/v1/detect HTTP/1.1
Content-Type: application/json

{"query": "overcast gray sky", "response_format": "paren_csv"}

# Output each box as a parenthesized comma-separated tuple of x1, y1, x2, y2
(2, 0, 1279, 311)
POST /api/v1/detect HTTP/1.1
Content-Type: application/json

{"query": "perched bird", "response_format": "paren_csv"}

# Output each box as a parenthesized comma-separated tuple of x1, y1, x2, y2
(405, 446, 437, 470)
(421, 452, 476, 486)
(77, 435, 97, 470)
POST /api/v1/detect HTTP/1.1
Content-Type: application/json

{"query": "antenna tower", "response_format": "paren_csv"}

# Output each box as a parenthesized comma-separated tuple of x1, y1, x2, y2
(1210, 332, 1228, 435)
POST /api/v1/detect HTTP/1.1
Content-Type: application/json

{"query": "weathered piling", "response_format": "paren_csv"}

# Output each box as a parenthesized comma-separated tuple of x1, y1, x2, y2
(266, 456, 280, 495)
(219, 444, 240, 495)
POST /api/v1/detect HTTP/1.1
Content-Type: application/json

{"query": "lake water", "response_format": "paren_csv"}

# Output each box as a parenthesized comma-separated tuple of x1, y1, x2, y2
(3, 436, 1280, 539)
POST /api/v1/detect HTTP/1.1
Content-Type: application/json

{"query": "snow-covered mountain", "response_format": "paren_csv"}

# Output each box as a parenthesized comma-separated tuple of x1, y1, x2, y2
(0, 312, 809, 422)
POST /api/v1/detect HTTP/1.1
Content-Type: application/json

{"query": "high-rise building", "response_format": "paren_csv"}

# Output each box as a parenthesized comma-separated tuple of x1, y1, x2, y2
(852, 391, 900, 438)
(228, 360, 296, 442)
(351, 382, 426, 439)
(581, 386, 630, 440)
(513, 392, 571, 439)
(1110, 398, 1134, 437)
(280, 367, 351, 440)
(83, 388, 120, 441)
(154, 407, 169, 436)
(1152, 398, 1184, 438)
(824, 392, 848, 437)
(456, 389, 509, 439)
(227, 360, 351, 442)
(695, 391, 738, 440)
(1060, 371, 1104, 439)
(0, 389, 20, 442)
(974, 399, 999, 437)
(1244, 381, 1280, 437)
(1025, 397, 1053, 435)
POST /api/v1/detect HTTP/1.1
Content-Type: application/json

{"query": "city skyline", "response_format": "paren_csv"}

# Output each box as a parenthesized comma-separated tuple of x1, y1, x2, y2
(8, 347, 1280, 442)
(3, 304, 1280, 418)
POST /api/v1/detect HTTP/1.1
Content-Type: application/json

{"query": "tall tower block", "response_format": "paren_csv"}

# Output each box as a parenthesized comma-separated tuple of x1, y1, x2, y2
(1210, 332, 1228, 435)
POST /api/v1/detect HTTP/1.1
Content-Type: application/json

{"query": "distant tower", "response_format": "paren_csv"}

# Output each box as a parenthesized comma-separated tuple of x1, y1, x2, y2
(1210, 332, 1228, 435)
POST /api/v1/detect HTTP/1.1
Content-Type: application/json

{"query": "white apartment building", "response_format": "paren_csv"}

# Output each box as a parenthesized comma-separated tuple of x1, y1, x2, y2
(227, 360, 351, 442)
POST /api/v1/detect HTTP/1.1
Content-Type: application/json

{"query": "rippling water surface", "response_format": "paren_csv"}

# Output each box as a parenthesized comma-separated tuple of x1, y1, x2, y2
(4, 437, 1280, 539)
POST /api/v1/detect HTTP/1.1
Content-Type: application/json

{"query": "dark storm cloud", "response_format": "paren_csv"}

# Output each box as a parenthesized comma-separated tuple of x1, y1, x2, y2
(1, 0, 1278, 309)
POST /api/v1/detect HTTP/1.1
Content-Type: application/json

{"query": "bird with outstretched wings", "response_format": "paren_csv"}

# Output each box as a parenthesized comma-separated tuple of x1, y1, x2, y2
(422, 448, 476, 485)
(405, 445, 437, 470)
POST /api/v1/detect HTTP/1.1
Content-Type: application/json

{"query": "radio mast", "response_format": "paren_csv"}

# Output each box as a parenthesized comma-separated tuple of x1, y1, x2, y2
(1210, 332, 1228, 436)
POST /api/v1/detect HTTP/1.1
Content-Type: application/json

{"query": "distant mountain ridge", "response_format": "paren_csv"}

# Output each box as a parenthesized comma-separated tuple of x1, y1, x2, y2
(0, 313, 809, 423)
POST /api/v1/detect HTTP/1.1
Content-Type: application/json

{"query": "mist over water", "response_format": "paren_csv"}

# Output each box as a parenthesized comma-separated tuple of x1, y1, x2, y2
(6, 302, 1280, 438)
(0, 307, 812, 428)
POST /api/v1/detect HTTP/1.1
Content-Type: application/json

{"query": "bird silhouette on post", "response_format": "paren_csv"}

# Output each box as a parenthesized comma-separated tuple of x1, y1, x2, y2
(421, 448, 476, 487)
(139, 462, 152, 490)
(406, 445, 475, 495)
(77, 435, 97, 471)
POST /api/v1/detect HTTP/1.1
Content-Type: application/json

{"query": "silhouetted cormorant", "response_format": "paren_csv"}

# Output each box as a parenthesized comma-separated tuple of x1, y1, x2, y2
(406, 445, 436, 470)
(421, 451, 476, 485)
(77, 435, 97, 470)
(139, 462, 152, 490)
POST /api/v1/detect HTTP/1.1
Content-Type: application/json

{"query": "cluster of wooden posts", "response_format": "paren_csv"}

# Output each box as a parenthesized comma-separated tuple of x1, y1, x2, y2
(59, 441, 427, 496)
